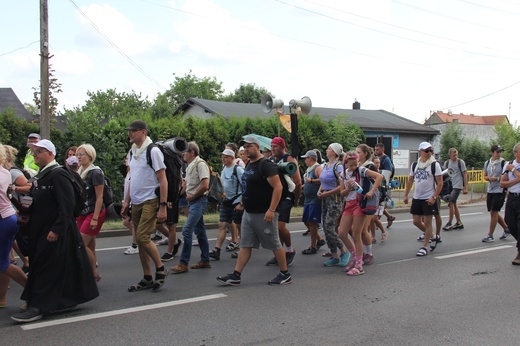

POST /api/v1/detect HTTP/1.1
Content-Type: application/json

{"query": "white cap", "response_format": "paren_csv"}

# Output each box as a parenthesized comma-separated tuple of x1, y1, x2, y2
(418, 142, 432, 151)
(221, 149, 236, 157)
(28, 139, 56, 156)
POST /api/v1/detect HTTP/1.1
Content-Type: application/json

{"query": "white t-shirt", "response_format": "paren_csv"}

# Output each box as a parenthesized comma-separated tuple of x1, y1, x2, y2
(128, 146, 166, 205)
(503, 159, 520, 193)
(185, 156, 210, 196)
(341, 167, 367, 202)
(410, 161, 442, 200)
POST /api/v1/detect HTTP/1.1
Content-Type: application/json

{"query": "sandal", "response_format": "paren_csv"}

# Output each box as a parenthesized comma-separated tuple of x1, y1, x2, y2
(322, 251, 332, 257)
(346, 266, 365, 276)
(381, 232, 388, 243)
(152, 269, 169, 291)
(345, 259, 357, 272)
(302, 230, 310, 236)
(430, 235, 440, 252)
(128, 278, 153, 292)
(416, 247, 428, 257)
(225, 242, 239, 251)
(387, 215, 396, 228)
(231, 252, 238, 259)
(301, 247, 317, 255)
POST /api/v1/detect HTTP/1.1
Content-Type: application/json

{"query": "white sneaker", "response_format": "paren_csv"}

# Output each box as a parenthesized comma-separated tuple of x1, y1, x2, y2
(124, 246, 139, 255)
(155, 238, 169, 245)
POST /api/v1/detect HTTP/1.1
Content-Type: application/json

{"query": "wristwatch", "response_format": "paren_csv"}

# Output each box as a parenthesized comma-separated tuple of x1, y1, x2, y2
(159, 202, 167, 207)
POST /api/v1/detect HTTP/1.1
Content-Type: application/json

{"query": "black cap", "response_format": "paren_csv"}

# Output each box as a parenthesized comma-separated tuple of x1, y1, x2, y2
(125, 120, 147, 131)
(491, 144, 503, 152)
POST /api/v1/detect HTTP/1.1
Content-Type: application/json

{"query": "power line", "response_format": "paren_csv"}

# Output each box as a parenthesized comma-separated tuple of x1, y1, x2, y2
(0, 41, 40, 57)
(67, 0, 166, 91)
(435, 80, 520, 110)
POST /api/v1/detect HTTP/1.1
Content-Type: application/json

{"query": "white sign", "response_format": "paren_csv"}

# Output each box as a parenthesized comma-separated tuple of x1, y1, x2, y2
(392, 149, 409, 169)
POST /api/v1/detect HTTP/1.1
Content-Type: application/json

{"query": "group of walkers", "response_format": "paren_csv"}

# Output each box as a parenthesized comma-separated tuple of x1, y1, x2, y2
(3, 119, 520, 324)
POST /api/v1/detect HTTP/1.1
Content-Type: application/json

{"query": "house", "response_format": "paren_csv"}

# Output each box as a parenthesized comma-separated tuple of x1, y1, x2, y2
(425, 111, 509, 154)
(175, 98, 440, 175)
(0, 87, 35, 121)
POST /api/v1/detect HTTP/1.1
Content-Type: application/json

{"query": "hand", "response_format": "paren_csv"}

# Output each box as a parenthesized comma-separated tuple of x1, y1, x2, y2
(90, 219, 98, 229)
(47, 231, 58, 242)
(234, 204, 244, 212)
(264, 209, 274, 222)
(403, 195, 409, 204)
(427, 196, 435, 206)
(157, 208, 166, 223)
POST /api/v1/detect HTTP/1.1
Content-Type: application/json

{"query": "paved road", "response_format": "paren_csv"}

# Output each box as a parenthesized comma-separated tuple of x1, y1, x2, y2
(2, 202, 518, 345)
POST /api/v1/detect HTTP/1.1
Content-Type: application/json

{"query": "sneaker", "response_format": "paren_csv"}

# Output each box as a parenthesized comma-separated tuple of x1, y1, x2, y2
(442, 222, 452, 231)
(512, 252, 520, 266)
(417, 233, 425, 241)
(192, 239, 199, 246)
(124, 246, 139, 255)
(217, 273, 241, 286)
(161, 252, 174, 262)
(155, 237, 169, 245)
(11, 307, 42, 323)
(363, 254, 374, 265)
(339, 252, 350, 267)
(225, 242, 239, 251)
(301, 247, 317, 255)
(265, 257, 278, 266)
(172, 239, 182, 256)
(268, 272, 292, 285)
(451, 222, 464, 230)
(482, 234, 494, 243)
(323, 257, 340, 267)
(209, 249, 221, 261)
(387, 215, 396, 228)
(302, 230, 310, 236)
(286, 250, 296, 266)
(316, 239, 326, 249)
(499, 230, 511, 240)
(381, 232, 388, 243)
(151, 234, 162, 241)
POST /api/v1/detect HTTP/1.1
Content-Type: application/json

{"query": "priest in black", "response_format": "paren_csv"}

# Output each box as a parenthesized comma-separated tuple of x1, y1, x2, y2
(11, 140, 99, 323)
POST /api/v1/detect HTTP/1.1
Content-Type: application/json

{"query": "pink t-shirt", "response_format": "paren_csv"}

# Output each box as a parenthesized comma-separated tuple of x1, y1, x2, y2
(0, 167, 16, 219)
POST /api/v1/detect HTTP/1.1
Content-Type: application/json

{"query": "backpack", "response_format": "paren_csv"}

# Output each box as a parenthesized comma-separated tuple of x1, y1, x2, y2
(272, 154, 296, 200)
(11, 166, 31, 180)
(53, 166, 87, 217)
(353, 167, 379, 215)
(202, 162, 224, 205)
(129, 138, 185, 204)
(87, 169, 114, 207)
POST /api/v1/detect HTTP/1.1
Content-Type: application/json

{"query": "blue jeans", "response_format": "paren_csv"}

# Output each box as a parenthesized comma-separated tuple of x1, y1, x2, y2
(180, 196, 209, 264)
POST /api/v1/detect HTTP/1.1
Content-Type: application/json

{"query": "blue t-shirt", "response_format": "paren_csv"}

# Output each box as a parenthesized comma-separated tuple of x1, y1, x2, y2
(319, 162, 343, 191)
(221, 164, 244, 203)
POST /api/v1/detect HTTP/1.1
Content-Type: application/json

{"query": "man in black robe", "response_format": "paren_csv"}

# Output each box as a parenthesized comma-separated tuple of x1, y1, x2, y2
(11, 140, 99, 323)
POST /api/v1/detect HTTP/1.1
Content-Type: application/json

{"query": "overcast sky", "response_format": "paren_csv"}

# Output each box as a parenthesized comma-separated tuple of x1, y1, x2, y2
(2, 0, 520, 125)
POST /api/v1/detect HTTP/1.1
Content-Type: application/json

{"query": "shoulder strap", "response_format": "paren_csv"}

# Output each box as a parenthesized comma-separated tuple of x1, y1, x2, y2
(412, 161, 417, 173)
(431, 162, 437, 188)
(501, 159, 506, 168)
(233, 164, 239, 195)
(484, 159, 489, 172)
(457, 158, 463, 174)
(333, 161, 340, 182)
(145, 144, 155, 170)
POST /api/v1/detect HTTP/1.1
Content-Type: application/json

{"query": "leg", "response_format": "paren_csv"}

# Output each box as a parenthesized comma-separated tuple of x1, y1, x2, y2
(234, 247, 252, 273)
(179, 198, 207, 265)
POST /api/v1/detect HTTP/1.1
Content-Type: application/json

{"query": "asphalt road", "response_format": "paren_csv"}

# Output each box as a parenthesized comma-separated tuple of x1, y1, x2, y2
(2, 202, 519, 345)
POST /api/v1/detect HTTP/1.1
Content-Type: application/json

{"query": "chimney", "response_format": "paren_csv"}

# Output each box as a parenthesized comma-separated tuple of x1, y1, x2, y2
(353, 99, 360, 110)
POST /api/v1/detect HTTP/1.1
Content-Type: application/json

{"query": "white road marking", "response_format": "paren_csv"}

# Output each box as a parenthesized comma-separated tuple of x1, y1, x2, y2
(21, 293, 227, 331)
(434, 245, 513, 259)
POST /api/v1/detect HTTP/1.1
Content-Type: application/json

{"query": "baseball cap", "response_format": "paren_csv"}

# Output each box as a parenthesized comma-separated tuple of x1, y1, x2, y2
(221, 149, 236, 157)
(125, 120, 147, 131)
(300, 150, 317, 159)
(239, 136, 261, 147)
(418, 142, 432, 151)
(28, 133, 41, 140)
(491, 144, 503, 152)
(66, 156, 79, 166)
(271, 137, 286, 148)
(28, 139, 56, 156)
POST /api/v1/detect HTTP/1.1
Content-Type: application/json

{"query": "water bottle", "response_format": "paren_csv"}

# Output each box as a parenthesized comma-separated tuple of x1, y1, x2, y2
(350, 180, 363, 194)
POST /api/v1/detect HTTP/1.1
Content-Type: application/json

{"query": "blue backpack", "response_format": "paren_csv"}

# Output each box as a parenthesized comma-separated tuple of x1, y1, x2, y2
(353, 167, 379, 215)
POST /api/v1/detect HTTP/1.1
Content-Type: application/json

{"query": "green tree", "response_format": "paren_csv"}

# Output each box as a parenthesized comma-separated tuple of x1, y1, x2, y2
(494, 121, 520, 160)
(221, 83, 273, 103)
(439, 123, 465, 162)
(32, 66, 63, 117)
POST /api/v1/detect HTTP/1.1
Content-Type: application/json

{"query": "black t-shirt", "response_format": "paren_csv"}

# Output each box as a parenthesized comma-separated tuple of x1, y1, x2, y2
(83, 169, 104, 215)
(241, 158, 278, 213)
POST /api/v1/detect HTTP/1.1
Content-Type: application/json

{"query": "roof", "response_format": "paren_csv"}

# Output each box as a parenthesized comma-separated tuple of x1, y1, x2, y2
(175, 98, 439, 135)
(0, 87, 35, 121)
(427, 111, 509, 126)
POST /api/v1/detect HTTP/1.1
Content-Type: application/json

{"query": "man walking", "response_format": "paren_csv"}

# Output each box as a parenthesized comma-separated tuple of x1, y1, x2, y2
(374, 143, 396, 228)
(23, 133, 41, 177)
(500, 143, 520, 265)
(442, 148, 468, 230)
(122, 120, 169, 292)
(170, 141, 211, 273)
(217, 136, 291, 285)
(403, 142, 443, 257)
(12, 140, 98, 323)
(210, 148, 244, 260)
(266, 136, 301, 266)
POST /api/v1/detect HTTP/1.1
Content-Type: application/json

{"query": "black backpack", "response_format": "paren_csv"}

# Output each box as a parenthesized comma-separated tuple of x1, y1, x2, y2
(87, 169, 114, 207)
(130, 139, 185, 204)
(52, 166, 87, 217)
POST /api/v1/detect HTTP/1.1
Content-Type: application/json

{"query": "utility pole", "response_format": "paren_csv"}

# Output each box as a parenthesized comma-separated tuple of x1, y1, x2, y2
(40, 0, 50, 139)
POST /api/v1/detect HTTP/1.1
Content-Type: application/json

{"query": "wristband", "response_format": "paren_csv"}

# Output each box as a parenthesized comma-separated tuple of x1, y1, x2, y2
(268, 208, 275, 213)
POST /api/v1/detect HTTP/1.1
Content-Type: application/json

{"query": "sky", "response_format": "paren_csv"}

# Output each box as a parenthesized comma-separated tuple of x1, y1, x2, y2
(2, 0, 520, 125)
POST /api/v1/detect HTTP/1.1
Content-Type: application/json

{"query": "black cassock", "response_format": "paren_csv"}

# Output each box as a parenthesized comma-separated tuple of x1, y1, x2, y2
(21, 165, 99, 313)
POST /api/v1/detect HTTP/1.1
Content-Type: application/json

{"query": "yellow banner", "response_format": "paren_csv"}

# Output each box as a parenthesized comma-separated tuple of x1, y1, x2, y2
(278, 114, 292, 133)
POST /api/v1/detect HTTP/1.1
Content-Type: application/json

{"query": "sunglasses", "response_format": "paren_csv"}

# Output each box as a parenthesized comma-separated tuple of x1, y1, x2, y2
(421, 148, 433, 153)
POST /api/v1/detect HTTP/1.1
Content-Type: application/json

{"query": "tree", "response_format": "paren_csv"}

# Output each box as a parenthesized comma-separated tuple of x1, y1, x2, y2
(221, 83, 273, 103)
(439, 123, 465, 162)
(160, 70, 224, 112)
(494, 121, 520, 160)
(32, 66, 62, 117)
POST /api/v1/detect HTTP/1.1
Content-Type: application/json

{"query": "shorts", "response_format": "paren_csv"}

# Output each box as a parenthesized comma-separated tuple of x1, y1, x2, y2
(240, 211, 282, 251)
(132, 198, 159, 245)
(448, 188, 462, 203)
(77, 208, 106, 236)
(219, 203, 243, 224)
(342, 199, 363, 217)
(277, 197, 293, 223)
(410, 199, 439, 216)
(178, 196, 188, 208)
(487, 192, 506, 212)
(165, 200, 179, 225)
(302, 203, 322, 223)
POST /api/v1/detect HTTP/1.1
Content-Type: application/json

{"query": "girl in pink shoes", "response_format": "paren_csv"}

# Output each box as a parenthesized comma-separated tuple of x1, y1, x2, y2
(338, 151, 382, 276)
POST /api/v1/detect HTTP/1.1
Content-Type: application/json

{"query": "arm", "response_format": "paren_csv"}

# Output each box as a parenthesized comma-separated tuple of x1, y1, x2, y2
(156, 168, 168, 222)
(501, 164, 520, 188)
(90, 184, 104, 229)
(13, 175, 32, 195)
(462, 164, 469, 194)
(365, 169, 383, 199)
(429, 174, 444, 206)
(265, 174, 282, 222)
(403, 175, 414, 204)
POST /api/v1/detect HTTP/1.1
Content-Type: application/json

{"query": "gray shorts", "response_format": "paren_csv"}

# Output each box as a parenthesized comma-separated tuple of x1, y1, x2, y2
(449, 188, 462, 203)
(240, 211, 282, 251)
